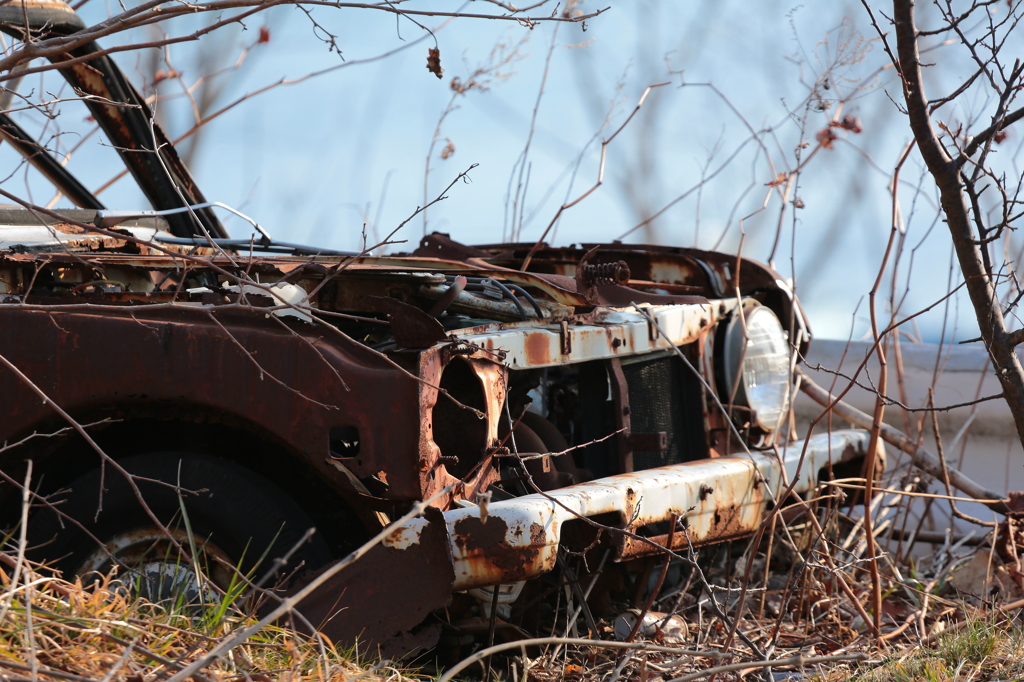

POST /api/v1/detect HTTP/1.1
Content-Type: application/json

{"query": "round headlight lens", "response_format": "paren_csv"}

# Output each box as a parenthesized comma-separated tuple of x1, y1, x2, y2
(721, 305, 791, 431)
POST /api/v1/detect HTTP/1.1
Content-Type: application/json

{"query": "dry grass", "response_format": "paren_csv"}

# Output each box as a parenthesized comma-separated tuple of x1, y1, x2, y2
(3, 538, 1024, 682)
(0, 558, 425, 682)
(849, 617, 1024, 682)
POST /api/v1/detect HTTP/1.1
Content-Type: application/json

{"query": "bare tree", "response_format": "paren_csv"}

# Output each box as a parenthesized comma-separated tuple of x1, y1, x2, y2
(859, 0, 1024, 449)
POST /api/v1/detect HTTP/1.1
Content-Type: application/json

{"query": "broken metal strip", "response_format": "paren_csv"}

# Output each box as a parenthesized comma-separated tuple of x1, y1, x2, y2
(400, 429, 873, 591)
(450, 302, 736, 369)
(0, 225, 164, 251)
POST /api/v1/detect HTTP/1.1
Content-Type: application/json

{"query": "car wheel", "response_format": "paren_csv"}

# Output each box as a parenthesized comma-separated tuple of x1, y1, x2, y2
(28, 452, 333, 604)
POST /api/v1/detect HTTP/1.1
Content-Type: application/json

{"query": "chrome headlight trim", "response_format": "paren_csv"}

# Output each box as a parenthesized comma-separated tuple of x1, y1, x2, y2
(720, 304, 791, 431)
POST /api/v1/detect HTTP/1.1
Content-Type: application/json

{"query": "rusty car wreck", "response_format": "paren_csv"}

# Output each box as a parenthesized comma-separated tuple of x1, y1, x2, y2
(0, 0, 877, 659)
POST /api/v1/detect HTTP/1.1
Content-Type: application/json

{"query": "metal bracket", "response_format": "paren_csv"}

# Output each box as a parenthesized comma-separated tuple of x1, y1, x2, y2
(627, 432, 668, 452)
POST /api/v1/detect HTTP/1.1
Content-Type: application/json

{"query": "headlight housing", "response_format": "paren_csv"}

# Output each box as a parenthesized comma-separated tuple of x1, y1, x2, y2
(719, 304, 791, 432)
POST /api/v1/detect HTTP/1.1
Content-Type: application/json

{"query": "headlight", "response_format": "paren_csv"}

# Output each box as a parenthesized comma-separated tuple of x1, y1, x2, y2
(720, 305, 791, 431)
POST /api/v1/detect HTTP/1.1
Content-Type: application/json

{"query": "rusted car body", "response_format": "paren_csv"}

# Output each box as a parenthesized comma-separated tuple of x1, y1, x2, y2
(0, 0, 876, 657)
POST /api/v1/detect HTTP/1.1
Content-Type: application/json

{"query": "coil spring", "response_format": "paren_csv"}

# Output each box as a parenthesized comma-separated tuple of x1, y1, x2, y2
(579, 260, 631, 286)
(449, 343, 478, 356)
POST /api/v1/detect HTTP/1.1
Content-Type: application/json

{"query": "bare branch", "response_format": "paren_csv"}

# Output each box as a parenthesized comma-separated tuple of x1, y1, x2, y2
(797, 367, 1011, 515)
(521, 81, 669, 271)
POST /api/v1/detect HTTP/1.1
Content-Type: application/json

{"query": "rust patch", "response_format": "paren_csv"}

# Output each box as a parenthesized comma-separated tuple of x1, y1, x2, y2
(524, 332, 552, 366)
(50, 222, 89, 235)
(708, 503, 747, 538)
(386, 526, 408, 545)
(453, 515, 543, 577)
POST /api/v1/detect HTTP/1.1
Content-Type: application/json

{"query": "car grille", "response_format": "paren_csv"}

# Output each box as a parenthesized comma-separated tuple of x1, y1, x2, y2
(622, 350, 707, 470)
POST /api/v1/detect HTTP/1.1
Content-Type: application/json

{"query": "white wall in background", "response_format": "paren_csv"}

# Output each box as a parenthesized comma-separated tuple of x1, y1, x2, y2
(794, 339, 1020, 536)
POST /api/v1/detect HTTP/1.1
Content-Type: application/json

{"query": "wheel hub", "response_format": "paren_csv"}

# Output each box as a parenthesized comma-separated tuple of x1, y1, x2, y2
(77, 526, 235, 605)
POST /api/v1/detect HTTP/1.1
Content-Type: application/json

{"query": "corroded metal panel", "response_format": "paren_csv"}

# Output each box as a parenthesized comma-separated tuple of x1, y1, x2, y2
(437, 430, 875, 590)
(453, 302, 732, 370)
(289, 507, 454, 658)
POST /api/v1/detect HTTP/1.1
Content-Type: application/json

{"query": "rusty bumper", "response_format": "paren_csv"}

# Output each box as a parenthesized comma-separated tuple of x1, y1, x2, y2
(412, 429, 875, 590)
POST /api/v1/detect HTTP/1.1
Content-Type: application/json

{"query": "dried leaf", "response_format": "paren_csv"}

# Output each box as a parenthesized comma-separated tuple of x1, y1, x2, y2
(258, 26, 271, 44)
(838, 114, 863, 133)
(440, 138, 455, 160)
(950, 552, 1024, 602)
(815, 128, 837, 149)
(765, 172, 788, 187)
(995, 130, 1009, 144)
(426, 47, 443, 79)
(153, 69, 179, 85)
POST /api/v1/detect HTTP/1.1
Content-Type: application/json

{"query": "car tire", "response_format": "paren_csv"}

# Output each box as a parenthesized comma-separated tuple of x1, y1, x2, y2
(28, 452, 333, 601)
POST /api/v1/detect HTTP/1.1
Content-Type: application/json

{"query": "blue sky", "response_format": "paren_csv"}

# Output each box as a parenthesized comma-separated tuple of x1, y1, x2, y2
(5, 0, 1023, 344)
